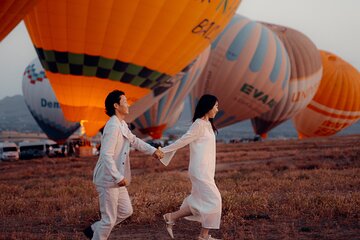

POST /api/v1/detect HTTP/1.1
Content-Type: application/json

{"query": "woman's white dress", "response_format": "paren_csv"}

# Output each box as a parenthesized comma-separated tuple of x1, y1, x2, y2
(161, 118, 221, 229)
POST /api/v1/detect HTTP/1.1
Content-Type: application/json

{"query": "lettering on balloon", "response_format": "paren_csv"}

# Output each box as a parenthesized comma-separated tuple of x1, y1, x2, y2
(41, 98, 60, 109)
(192, 19, 221, 40)
(291, 83, 320, 102)
(192, 0, 240, 39)
(314, 127, 337, 136)
(314, 120, 350, 136)
(240, 83, 277, 109)
(322, 120, 349, 130)
(196, 0, 230, 13)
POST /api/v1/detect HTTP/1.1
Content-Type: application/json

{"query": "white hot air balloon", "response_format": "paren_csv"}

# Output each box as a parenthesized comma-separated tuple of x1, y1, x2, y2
(22, 58, 80, 143)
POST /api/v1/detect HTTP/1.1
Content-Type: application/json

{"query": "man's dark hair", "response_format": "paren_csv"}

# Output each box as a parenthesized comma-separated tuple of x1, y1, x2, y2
(105, 90, 125, 117)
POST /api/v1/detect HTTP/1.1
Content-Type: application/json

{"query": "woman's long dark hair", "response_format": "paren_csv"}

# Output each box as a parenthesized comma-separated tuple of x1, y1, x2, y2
(192, 94, 218, 133)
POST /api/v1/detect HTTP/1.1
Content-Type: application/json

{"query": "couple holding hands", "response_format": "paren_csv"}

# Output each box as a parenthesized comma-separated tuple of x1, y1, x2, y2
(84, 90, 221, 240)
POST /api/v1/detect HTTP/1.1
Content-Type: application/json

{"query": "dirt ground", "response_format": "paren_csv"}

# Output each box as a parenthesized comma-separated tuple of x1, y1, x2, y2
(0, 134, 359, 239)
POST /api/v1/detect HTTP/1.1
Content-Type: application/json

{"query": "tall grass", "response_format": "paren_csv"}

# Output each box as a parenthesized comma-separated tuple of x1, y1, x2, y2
(0, 135, 359, 239)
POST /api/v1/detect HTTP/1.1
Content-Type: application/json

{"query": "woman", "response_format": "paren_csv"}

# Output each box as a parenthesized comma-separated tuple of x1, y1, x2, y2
(161, 94, 221, 240)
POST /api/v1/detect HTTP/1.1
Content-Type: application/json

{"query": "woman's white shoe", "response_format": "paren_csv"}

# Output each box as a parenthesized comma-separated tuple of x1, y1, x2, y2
(198, 235, 221, 240)
(163, 213, 175, 239)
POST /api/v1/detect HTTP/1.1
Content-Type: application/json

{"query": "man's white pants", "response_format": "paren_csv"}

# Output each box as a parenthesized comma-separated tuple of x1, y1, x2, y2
(91, 186, 133, 240)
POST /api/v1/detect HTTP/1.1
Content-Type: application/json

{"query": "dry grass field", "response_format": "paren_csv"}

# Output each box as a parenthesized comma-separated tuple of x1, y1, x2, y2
(0, 134, 359, 239)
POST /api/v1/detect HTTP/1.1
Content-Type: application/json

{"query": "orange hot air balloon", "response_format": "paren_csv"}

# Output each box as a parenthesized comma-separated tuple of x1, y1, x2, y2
(24, 0, 242, 125)
(251, 23, 322, 138)
(132, 47, 210, 139)
(80, 120, 104, 137)
(0, 0, 40, 41)
(293, 50, 360, 138)
(190, 14, 291, 129)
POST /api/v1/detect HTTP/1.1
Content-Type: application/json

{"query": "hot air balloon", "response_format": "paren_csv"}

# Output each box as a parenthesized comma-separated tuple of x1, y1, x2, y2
(293, 50, 360, 138)
(251, 23, 322, 138)
(190, 14, 291, 128)
(22, 58, 80, 143)
(132, 47, 210, 139)
(0, 0, 39, 41)
(133, 103, 186, 140)
(79, 120, 104, 138)
(24, 0, 242, 126)
(165, 102, 185, 131)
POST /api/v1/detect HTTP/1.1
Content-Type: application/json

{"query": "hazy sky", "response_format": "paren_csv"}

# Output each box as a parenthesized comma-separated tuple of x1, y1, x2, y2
(0, 0, 359, 100)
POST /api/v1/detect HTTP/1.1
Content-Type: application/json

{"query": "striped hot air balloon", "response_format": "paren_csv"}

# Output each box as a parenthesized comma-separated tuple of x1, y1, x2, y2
(251, 23, 322, 138)
(190, 14, 291, 128)
(133, 102, 185, 140)
(165, 102, 185, 131)
(293, 50, 360, 138)
(132, 47, 210, 139)
(24, 0, 242, 125)
(0, 0, 40, 41)
(22, 58, 80, 143)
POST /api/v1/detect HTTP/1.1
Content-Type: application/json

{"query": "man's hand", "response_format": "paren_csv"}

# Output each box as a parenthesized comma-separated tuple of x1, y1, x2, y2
(153, 147, 164, 160)
(117, 178, 127, 187)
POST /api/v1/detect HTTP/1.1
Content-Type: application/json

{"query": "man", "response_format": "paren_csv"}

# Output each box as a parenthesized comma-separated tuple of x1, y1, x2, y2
(83, 90, 164, 240)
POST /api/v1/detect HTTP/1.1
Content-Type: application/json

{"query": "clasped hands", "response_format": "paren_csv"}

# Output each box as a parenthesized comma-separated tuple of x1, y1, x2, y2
(153, 147, 164, 160)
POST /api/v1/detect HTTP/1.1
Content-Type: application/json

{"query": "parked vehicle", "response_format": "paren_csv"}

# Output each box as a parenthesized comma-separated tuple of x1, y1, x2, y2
(19, 141, 46, 159)
(45, 141, 63, 157)
(0, 142, 19, 161)
(19, 140, 63, 159)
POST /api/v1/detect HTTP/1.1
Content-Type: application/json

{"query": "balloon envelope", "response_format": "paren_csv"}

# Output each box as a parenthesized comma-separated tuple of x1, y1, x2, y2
(0, 0, 39, 41)
(22, 58, 80, 143)
(191, 14, 291, 128)
(251, 23, 322, 137)
(293, 50, 360, 138)
(132, 47, 210, 139)
(24, 0, 242, 124)
(81, 120, 105, 137)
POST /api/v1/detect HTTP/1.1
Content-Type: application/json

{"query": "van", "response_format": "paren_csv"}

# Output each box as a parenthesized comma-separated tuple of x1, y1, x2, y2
(19, 140, 64, 159)
(0, 142, 19, 161)
(19, 141, 47, 159)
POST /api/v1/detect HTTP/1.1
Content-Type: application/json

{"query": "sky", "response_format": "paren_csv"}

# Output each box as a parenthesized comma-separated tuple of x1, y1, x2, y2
(0, 0, 359, 100)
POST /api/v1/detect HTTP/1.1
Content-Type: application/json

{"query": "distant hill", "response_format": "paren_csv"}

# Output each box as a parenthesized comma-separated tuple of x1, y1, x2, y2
(0, 95, 41, 132)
